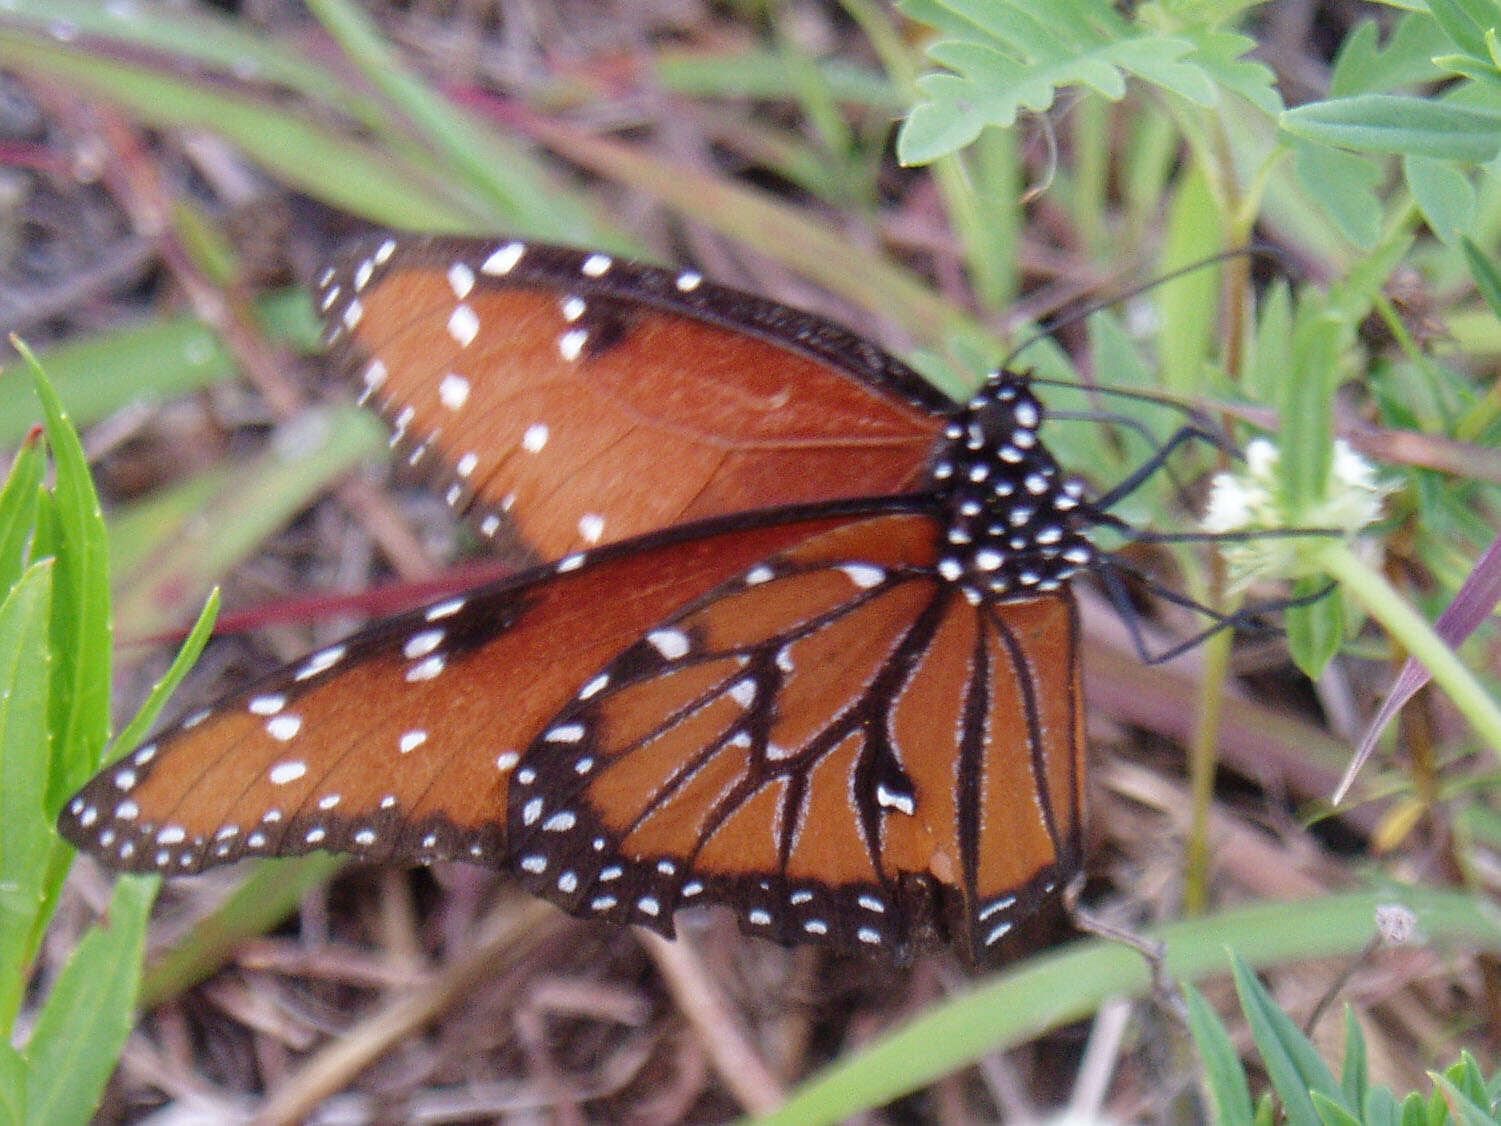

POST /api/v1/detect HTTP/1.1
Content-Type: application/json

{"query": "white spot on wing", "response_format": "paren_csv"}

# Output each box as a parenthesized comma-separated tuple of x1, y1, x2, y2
(581, 253, 612, 277)
(447, 261, 475, 299)
(647, 629, 690, 660)
(558, 328, 588, 361)
(266, 715, 303, 742)
(522, 423, 549, 452)
(269, 760, 307, 785)
(447, 304, 479, 347)
(439, 372, 471, 410)
(482, 241, 524, 275)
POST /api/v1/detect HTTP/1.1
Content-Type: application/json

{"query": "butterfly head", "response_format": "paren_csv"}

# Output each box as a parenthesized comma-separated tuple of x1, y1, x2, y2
(929, 370, 1096, 602)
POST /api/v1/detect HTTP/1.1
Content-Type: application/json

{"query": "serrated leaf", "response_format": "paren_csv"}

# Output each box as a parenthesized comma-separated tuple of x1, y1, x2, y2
(1330, 15, 1451, 97)
(1184, 984, 1254, 1126)
(896, 0, 1219, 163)
(1180, 27, 1282, 115)
(21, 875, 153, 1125)
(1403, 154, 1477, 243)
(1282, 94, 1501, 163)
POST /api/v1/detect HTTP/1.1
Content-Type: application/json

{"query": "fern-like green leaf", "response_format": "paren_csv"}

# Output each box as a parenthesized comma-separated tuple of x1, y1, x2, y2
(897, 0, 1241, 164)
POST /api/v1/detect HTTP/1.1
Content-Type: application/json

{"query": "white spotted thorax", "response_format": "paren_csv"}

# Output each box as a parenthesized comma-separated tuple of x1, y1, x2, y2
(929, 372, 1095, 602)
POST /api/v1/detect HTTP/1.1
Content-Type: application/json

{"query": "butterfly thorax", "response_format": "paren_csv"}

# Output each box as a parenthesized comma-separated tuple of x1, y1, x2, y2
(928, 372, 1096, 603)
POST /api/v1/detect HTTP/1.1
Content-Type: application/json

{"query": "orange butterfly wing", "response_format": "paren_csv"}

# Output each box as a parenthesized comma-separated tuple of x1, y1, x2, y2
(60, 510, 865, 874)
(503, 511, 1085, 963)
(317, 236, 948, 561)
(60, 504, 1082, 965)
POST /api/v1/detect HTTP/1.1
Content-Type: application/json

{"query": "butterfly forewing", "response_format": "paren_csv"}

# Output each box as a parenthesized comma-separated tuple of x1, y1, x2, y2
(316, 236, 949, 561)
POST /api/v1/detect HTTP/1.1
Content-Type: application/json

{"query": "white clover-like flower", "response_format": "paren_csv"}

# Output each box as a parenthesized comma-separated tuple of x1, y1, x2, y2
(1202, 438, 1389, 589)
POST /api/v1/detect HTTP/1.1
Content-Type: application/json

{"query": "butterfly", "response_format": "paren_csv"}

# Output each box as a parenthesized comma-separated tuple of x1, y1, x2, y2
(58, 235, 1140, 967)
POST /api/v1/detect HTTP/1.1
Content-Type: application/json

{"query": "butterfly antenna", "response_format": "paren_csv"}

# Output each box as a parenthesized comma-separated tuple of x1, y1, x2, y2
(1002, 242, 1298, 371)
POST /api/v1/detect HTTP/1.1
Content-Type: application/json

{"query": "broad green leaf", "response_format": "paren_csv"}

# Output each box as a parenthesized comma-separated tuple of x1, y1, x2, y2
(1184, 984, 1254, 1126)
(1286, 577, 1345, 680)
(1404, 154, 1477, 243)
(1157, 163, 1223, 395)
(1280, 301, 1340, 513)
(0, 1041, 24, 1125)
(1428, 0, 1493, 61)
(0, 563, 54, 1036)
(21, 876, 153, 1126)
(1230, 951, 1344, 1126)
(1282, 94, 1501, 163)
(1291, 140, 1383, 250)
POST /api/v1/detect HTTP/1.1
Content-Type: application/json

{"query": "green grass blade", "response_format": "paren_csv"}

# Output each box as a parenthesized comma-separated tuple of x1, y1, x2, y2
(0, 562, 54, 1036)
(1230, 950, 1343, 1126)
(111, 405, 385, 640)
(1184, 983, 1255, 1126)
(0, 0, 389, 130)
(0, 290, 317, 447)
(14, 343, 111, 809)
(529, 121, 974, 352)
(0, 31, 483, 230)
(748, 888, 1501, 1126)
(307, 0, 605, 241)
(109, 589, 221, 763)
(0, 437, 44, 596)
(21, 876, 154, 1126)
(140, 854, 344, 1006)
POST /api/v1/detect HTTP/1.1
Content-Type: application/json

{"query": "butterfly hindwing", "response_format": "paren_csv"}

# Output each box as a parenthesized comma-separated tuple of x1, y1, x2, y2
(503, 510, 1085, 964)
(58, 508, 886, 876)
